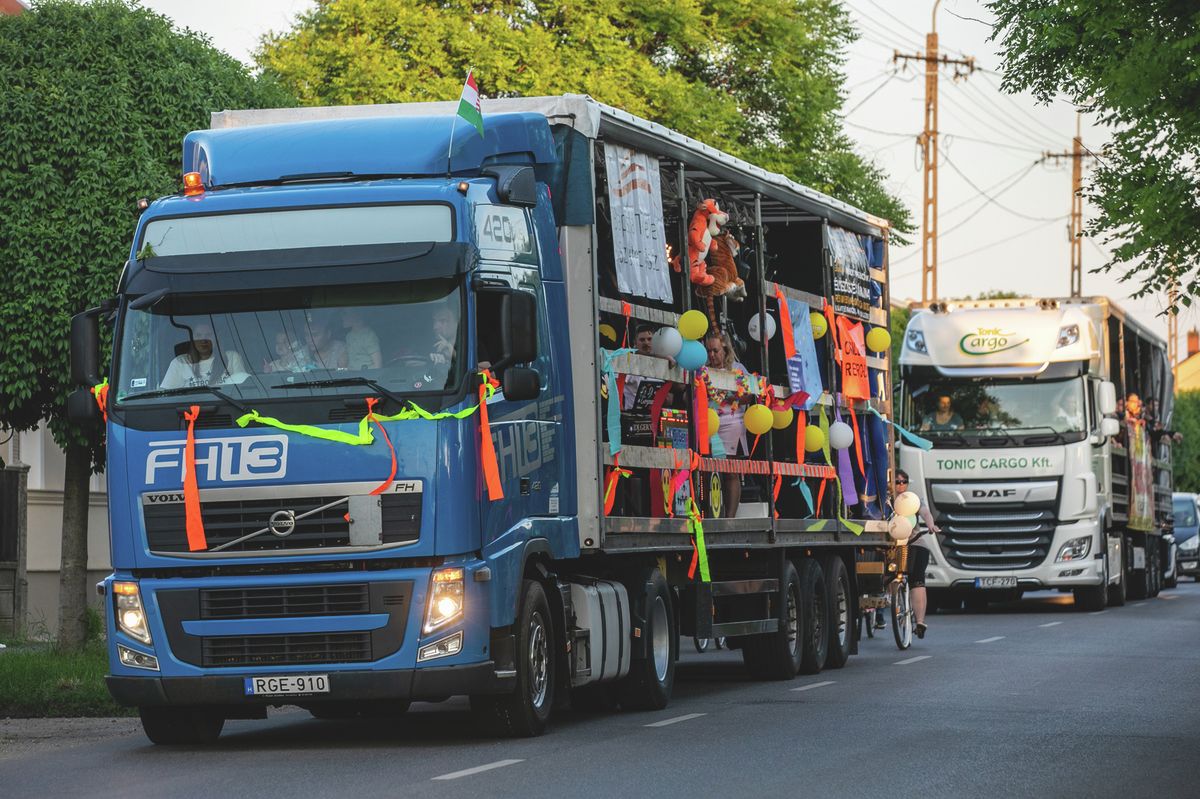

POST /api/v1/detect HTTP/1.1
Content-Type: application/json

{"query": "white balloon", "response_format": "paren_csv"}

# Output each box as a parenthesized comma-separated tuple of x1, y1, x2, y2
(894, 490, 921, 518)
(651, 326, 683, 358)
(888, 514, 913, 542)
(747, 312, 777, 342)
(828, 420, 854, 450)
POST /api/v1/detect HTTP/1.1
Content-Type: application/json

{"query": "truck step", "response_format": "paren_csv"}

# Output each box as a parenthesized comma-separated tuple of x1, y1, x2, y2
(709, 619, 779, 637)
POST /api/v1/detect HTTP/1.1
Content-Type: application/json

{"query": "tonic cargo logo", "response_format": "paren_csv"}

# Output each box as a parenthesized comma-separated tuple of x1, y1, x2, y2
(145, 434, 288, 485)
(958, 327, 1029, 356)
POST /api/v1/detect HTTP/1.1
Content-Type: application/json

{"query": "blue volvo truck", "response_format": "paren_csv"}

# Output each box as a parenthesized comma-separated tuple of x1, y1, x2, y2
(69, 96, 897, 744)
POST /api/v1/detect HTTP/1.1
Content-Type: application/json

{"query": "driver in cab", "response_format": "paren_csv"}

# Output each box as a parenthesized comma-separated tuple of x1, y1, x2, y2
(160, 322, 246, 389)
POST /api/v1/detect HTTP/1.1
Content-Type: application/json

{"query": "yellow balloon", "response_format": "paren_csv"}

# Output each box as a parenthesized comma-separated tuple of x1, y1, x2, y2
(744, 404, 774, 436)
(678, 310, 709, 341)
(866, 326, 891, 353)
(771, 407, 794, 430)
(707, 408, 720, 434)
(804, 425, 825, 453)
(810, 312, 828, 339)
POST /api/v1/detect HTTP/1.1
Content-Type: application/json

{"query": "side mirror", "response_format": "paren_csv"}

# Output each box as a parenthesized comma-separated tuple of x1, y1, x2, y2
(70, 310, 101, 387)
(1098, 381, 1117, 416)
(501, 291, 537, 365)
(481, 165, 538, 207)
(502, 367, 540, 401)
(66, 388, 100, 427)
(1100, 417, 1120, 438)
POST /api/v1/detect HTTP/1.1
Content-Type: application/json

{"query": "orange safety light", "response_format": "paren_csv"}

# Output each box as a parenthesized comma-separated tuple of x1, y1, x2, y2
(182, 171, 205, 197)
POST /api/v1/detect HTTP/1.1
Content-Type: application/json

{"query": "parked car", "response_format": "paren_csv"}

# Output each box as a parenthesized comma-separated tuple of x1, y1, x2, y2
(1172, 493, 1199, 580)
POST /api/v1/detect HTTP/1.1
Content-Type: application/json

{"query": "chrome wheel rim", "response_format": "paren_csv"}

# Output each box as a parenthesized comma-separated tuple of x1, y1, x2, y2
(834, 578, 849, 649)
(528, 612, 549, 708)
(651, 595, 670, 683)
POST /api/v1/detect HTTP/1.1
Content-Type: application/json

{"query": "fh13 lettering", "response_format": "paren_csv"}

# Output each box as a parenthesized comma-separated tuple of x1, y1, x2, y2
(145, 435, 288, 485)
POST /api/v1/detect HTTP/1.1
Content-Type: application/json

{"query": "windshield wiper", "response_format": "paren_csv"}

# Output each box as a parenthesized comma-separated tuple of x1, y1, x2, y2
(121, 385, 248, 414)
(975, 427, 1018, 447)
(926, 430, 968, 448)
(272, 377, 408, 408)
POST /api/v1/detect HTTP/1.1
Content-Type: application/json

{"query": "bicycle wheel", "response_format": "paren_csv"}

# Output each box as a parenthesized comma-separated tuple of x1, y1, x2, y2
(892, 581, 913, 650)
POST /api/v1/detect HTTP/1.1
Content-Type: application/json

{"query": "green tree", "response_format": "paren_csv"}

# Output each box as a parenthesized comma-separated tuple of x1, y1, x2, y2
(1173, 391, 1200, 493)
(0, 0, 292, 649)
(987, 1, 1200, 304)
(256, 0, 911, 232)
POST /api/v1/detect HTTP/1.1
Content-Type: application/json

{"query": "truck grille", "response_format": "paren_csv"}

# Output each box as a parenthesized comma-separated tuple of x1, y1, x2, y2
(200, 584, 371, 618)
(156, 580, 412, 668)
(930, 482, 1059, 571)
(142, 482, 421, 555)
(201, 632, 371, 667)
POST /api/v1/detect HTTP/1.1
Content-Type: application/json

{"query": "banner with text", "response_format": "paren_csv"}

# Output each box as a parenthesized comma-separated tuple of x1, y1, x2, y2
(604, 143, 673, 303)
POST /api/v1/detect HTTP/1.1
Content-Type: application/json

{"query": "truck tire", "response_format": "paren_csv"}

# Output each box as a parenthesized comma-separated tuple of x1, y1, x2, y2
(139, 706, 224, 745)
(471, 579, 556, 737)
(820, 555, 852, 670)
(1148, 543, 1162, 597)
(1073, 554, 1109, 612)
(797, 558, 829, 675)
(616, 567, 676, 710)
(742, 560, 803, 680)
(1107, 538, 1127, 607)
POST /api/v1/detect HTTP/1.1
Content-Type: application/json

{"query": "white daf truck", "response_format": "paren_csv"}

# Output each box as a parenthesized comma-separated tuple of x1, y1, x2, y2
(897, 297, 1175, 611)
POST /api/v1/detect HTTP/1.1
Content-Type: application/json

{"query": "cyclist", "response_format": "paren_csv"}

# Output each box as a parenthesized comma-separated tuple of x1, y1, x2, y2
(895, 470, 940, 639)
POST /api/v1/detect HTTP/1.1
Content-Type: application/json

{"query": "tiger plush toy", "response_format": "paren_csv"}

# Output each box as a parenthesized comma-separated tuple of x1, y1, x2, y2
(697, 231, 748, 326)
(671, 198, 726, 287)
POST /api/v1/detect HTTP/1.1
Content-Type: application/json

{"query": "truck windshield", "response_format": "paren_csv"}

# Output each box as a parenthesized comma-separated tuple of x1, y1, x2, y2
(114, 279, 465, 404)
(900, 377, 1086, 443)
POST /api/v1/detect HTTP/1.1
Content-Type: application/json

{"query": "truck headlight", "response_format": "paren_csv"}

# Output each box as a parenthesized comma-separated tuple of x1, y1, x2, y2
(1180, 536, 1199, 553)
(424, 567, 464, 633)
(112, 581, 152, 644)
(1056, 324, 1080, 348)
(906, 329, 928, 354)
(1055, 536, 1092, 562)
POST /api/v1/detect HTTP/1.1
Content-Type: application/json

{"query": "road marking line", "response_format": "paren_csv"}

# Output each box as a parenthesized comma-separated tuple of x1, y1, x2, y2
(432, 760, 524, 781)
(975, 636, 1005, 643)
(645, 713, 707, 728)
(1133, 602, 1147, 607)
(894, 655, 931, 665)
(791, 680, 836, 692)
(1088, 611, 1106, 615)
(1161, 595, 1178, 600)
(1038, 621, 1063, 628)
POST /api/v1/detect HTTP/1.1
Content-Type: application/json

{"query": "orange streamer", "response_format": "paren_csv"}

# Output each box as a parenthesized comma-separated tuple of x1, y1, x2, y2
(478, 371, 504, 500)
(182, 405, 208, 552)
(774, 287, 797, 360)
(772, 469, 782, 519)
(91, 382, 109, 423)
(366, 397, 398, 496)
(604, 453, 632, 516)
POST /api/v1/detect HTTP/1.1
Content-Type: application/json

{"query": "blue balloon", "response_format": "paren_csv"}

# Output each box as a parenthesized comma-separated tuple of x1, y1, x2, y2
(676, 339, 707, 371)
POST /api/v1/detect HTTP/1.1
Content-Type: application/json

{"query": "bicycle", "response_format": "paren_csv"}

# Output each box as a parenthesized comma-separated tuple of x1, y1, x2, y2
(885, 544, 913, 649)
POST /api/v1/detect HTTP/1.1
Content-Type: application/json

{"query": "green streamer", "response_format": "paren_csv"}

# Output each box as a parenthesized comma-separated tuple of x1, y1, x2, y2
(687, 498, 711, 583)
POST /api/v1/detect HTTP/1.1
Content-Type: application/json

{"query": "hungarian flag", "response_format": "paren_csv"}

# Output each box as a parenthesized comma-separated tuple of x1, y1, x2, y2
(457, 70, 484, 138)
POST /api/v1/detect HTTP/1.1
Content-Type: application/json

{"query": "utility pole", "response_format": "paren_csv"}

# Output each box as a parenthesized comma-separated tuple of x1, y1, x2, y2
(894, 0, 975, 303)
(1040, 113, 1095, 298)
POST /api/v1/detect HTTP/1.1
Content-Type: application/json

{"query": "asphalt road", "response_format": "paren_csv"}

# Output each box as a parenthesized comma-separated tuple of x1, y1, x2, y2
(3, 582, 1200, 798)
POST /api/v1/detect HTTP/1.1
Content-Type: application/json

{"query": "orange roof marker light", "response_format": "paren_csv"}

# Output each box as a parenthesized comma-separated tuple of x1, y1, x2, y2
(182, 171, 205, 197)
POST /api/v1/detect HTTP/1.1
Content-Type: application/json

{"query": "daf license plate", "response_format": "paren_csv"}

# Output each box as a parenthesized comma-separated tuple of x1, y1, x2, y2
(974, 576, 1017, 589)
(244, 674, 329, 696)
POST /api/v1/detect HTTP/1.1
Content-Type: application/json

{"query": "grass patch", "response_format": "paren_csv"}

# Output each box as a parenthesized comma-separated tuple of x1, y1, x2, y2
(0, 642, 133, 718)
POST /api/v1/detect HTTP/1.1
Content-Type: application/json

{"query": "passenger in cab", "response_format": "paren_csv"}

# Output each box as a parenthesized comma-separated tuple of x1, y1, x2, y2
(342, 308, 382, 370)
(307, 315, 348, 370)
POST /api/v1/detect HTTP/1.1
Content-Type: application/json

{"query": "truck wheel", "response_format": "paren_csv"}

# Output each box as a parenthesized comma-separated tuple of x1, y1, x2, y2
(139, 706, 224, 745)
(1107, 541, 1127, 607)
(742, 560, 803, 680)
(1148, 543, 1162, 597)
(1165, 548, 1179, 589)
(616, 567, 676, 710)
(820, 555, 852, 670)
(1073, 555, 1109, 612)
(797, 558, 829, 675)
(471, 579, 556, 737)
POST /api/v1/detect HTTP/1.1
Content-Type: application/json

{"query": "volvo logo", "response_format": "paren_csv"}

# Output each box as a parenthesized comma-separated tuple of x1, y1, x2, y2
(268, 510, 297, 538)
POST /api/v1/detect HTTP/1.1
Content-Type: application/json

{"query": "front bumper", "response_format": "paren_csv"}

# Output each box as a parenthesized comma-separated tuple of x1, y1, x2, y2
(924, 520, 1106, 592)
(1178, 553, 1200, 577)
(107, 661, 515, 708)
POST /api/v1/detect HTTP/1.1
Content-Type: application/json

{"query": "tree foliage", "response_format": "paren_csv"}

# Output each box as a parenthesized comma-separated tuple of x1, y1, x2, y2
(987, 1, 1200, 304)
(256, 0, 911, 232)
(1173, 391, 1200, 493)
(0, 0, 292, 461)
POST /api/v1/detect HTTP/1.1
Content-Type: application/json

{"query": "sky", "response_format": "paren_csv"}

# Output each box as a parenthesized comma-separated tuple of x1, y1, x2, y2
(131, 0, 1183, 349)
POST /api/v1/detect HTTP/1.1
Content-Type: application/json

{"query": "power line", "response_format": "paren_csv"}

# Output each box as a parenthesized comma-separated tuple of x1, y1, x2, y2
(841, 71, 911, 117)
(940, 151, 1061, 222)
(938, 87, 1057, 152)
(891, 215, 1070, 278)
(952, 78, 1063, 149)
(941, 159, 1041, 218)
(862, 0, 927, 45)
(975, 71, 1067, 143)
